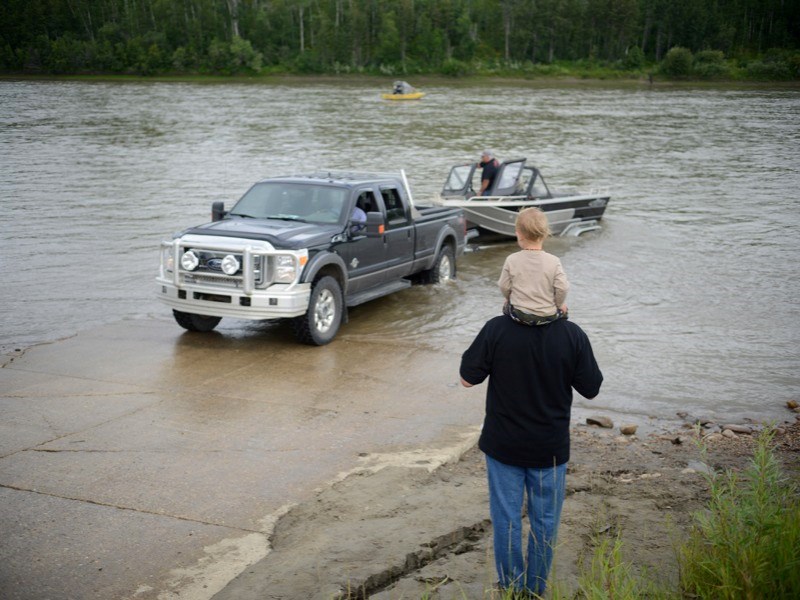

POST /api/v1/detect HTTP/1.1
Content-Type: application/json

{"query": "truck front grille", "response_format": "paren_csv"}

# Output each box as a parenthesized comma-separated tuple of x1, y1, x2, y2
(184, 274, 242, 287)
(180, 251, 266, 289)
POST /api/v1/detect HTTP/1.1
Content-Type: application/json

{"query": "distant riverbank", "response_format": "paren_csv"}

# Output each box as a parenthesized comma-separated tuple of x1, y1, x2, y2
(3, 71, 800, 89)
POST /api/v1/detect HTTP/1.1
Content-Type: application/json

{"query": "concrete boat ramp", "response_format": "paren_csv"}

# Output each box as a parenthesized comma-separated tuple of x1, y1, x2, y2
(0, 319, 483, 599)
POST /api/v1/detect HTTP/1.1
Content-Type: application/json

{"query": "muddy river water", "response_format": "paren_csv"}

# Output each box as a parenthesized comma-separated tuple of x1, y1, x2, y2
(1, 78, 798, 424)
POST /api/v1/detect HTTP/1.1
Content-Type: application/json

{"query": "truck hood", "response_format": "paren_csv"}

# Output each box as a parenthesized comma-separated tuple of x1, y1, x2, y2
(181, 218, 342, 250)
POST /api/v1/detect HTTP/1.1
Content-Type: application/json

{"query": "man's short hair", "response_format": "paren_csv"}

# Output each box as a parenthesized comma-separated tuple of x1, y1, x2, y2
(481, 149, 493, 158)
(515, 207, 551, 241)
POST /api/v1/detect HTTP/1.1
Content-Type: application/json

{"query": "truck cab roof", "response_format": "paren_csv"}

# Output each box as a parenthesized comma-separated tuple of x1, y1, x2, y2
(267, 171, 408, 190)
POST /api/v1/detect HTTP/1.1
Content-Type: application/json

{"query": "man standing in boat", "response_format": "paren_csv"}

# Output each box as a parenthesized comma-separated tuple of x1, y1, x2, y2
(479, 150, 500, 195)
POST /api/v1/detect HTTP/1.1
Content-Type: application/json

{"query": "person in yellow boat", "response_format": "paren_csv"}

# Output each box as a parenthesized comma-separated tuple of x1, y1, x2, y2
(392, 80, 415, 94)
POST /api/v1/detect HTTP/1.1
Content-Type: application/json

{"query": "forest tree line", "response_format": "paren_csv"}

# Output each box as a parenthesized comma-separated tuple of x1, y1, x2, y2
(1, 0, 798, 79)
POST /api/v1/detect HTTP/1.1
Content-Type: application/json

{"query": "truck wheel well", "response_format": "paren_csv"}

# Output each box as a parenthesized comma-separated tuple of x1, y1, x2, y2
(441, 236, 455, 255)
(314, 264, 345, 290)
(436, 236, 456, 265)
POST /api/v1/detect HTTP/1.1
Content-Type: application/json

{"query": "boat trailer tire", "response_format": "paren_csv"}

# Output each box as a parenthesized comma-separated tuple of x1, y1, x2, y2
(173, 310, 222, 332)
(292, 275, 343, 345)
(425, 246, 456, 284)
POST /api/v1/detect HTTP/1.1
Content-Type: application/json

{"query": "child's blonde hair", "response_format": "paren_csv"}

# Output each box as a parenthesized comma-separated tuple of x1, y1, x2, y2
(515, 207, 551, 241)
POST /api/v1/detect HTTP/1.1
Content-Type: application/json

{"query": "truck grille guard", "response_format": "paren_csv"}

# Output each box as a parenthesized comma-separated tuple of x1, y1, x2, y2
(162, 239, 303, 295)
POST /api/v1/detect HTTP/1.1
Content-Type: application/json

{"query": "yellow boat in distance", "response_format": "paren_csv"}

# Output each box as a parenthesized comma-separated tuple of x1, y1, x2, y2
(381, 91, 426, 101)
(382, 80, 425, 100)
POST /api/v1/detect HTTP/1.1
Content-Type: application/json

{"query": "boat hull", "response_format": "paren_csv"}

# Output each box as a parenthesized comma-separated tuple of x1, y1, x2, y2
(381, 92, 426, 101)
(436, 194, 610, 238)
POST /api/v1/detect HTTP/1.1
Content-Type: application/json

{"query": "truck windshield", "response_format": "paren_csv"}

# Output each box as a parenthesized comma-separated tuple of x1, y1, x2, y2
(229, 182, 348, 224)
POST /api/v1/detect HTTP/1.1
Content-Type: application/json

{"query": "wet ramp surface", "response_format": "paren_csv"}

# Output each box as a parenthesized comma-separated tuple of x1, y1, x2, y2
(0, 319, 482, 599)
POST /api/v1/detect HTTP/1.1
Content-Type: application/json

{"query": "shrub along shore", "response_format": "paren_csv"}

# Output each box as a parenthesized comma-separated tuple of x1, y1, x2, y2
(5, 2, 797, 83)
(3, 64, 800, 88)
(2, 49, 799, 84)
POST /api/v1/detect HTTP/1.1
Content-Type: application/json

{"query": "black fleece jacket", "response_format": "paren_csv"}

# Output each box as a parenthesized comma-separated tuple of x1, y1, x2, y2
(460, 316, 603, 468)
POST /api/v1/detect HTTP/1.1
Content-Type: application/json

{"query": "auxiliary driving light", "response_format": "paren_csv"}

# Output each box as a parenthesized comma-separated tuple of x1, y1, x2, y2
(221, 254, 240, 275)
(180, 250, 199, 271)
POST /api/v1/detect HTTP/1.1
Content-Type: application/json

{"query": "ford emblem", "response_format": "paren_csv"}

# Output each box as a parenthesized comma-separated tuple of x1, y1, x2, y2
(206, 258, 223, 271)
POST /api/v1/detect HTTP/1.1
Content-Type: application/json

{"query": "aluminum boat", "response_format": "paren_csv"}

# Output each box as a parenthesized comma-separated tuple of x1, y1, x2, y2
(434, 158, 610, 238)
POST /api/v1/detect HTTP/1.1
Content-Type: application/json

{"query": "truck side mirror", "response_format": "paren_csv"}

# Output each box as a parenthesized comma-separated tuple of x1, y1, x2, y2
(211, 201, 227, 222)
(364, 211, 385, 237)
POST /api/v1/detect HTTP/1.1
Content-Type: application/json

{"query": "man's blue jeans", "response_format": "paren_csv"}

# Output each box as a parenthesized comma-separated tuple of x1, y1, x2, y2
(486, 454, 567, 595)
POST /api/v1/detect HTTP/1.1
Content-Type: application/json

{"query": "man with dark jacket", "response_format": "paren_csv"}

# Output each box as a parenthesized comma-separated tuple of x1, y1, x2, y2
(478, 150, 500, 195)
(460, 316, 603, 596)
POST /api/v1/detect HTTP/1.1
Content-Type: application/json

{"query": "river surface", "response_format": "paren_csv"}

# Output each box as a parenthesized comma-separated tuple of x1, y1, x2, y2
(1, 78, 798, 424)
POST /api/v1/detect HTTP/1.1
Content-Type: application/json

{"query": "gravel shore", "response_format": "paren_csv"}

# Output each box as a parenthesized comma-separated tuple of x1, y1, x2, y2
(215, 414, 800, 599)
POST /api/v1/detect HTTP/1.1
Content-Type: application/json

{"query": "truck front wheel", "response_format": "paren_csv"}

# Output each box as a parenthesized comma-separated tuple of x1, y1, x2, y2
(292, 276, 343, 345)
(173, 310, 222, 332)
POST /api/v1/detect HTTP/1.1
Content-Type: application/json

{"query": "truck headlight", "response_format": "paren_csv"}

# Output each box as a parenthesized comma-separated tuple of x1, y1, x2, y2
(221, 254, 240, 275)
(162, 247, 174, 272)
(181, 250, 199, 271)
(274, 255, 297, 283)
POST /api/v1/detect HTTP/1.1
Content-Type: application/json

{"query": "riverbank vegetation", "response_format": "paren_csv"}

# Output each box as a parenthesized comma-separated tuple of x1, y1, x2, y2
(551, 428, 800, 600)
(2, 0, 798, 82)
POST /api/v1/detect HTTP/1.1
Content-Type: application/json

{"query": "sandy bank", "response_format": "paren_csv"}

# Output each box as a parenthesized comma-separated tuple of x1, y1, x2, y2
(215, 415, 800, 600)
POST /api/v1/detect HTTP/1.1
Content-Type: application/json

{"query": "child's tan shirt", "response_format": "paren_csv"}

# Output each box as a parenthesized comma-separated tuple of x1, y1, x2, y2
(498, 249, 569, 317)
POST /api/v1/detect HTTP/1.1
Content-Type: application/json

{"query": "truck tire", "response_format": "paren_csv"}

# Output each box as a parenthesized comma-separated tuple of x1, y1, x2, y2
(291, 276, 343, 345)
(425, 246, 456, 284)
(173, 310, 222, 332)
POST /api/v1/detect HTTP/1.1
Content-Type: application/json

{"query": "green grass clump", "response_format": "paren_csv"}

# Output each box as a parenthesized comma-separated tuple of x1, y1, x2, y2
(571, 534, 672, 599)
(678, 429, 800, 599)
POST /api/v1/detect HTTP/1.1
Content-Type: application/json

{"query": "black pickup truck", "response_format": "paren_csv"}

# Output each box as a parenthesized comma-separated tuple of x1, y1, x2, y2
(156, 171, 467, 345)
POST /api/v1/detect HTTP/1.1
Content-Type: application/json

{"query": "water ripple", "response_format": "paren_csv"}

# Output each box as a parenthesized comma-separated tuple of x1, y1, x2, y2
(1, 79, 798, 424)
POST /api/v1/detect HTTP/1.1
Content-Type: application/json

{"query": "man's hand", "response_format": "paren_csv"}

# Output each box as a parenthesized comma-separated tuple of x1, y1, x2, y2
(460, 377, 474, 388)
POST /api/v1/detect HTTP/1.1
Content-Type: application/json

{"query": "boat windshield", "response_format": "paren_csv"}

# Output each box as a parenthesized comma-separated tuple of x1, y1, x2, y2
(528, 172, 550, 198)
(495, 161, 524, 192)
(443, 165, 474, 194)
(229, 182, 348, 224)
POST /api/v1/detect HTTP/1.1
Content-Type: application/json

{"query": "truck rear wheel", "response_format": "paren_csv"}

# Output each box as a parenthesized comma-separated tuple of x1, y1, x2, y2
(291, 276, 343, 345)
(425, 246, 456, 284)
(173, 310, 222, 332)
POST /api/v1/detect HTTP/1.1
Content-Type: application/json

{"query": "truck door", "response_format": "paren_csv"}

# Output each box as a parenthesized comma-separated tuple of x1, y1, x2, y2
(378, 185, 415, 278)
(336, 189, 387, 294)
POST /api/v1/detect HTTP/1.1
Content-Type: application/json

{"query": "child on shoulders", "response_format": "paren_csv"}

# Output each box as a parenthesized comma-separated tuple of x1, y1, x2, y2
(498, 207, 569, 326)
